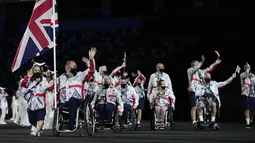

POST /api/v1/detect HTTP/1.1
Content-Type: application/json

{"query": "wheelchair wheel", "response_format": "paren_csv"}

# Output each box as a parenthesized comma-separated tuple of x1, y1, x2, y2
(83, 100, 95, 136)
(52, 108, 61, 137)
(213, 122, 220, 131)
(112, 112, 122, 133)
(150, 108, 155, 130)
(129, 109, 137, 131)
(167, 107, 175, 130)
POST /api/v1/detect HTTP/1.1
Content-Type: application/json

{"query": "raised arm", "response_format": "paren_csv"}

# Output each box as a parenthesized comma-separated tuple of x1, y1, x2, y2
(133, 70, 146, 87)
(110, 62, 126, 78)
(216, 73, 236, 88)
(201, 59, 221, 73)
(79, 48, 97, 81)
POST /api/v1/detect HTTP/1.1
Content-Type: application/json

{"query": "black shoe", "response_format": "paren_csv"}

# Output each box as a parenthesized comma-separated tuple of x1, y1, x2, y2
(193, 122, 198, 129)
(209, 122, 215, 128)
(245, 124, 252, 129)
(137, 123, 141, 128)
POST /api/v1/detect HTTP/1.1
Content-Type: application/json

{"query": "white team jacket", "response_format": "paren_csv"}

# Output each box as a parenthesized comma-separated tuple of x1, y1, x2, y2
(240, 72, 255, 97)
(150, 88, 176, 108)
(58, 59, 95, 103)
(147, 72, 173, 98)
(187, 62, 217, 93)
(0, 87, 8, 114)
(21, 77, 54, 111)
(198, 77, 234, 108)
(116, 85, 139, 108)
(84, 81, 99, 97)
(91, 85, 124, 112)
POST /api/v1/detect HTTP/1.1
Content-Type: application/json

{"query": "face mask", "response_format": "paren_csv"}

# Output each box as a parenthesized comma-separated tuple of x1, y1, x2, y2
(89, 78, 94, 82)
(161, 86, 166, 90)
(121, 84, 126, 88)
(205, 78, 211, 83)
(103, 71, 108, 75)
(70, 68, 77, 76)
(104, 84, 109, 89)
(159, 69, 164, 73)
(137, 83, 141, 86)
(33, 73, 41, 78)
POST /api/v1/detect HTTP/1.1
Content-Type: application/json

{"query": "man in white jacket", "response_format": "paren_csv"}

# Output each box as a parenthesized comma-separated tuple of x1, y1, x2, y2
(197, 72, 236, 125)
(240, 63, 255, 129)
(187, 55, 221, 128)
(147, 63, 173, 102)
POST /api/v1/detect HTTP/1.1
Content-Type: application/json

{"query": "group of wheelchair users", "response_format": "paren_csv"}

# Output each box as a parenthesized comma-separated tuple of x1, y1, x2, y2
(21, 47, 254, 137)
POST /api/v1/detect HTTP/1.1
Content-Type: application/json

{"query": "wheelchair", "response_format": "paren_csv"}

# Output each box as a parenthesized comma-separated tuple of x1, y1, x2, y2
(150, 101, 175, 131)
(52, 95, 95, 137)
(122, 107, 137, 131)
(93, 101, 122, 133)
(195, 93, 220, 130)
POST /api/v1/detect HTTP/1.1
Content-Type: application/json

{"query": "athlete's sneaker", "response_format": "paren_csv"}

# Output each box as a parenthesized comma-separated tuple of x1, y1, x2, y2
(193, 122, 198, 129)
(0, 121, 7, 125)
(245, 124, 252, 129)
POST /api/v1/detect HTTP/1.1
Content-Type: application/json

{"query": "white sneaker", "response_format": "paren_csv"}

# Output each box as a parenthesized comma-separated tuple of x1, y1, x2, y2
(10, 118, 14, 121)
(30, 132, 37, 136)
(0, 121, 7, 125)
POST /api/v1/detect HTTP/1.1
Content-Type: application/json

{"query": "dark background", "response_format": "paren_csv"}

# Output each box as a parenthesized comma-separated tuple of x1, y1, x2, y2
(0, 0, 255, 122)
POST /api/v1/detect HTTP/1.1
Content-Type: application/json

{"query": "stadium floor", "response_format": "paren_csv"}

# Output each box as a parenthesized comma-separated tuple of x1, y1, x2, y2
(0, 121, 255, 143)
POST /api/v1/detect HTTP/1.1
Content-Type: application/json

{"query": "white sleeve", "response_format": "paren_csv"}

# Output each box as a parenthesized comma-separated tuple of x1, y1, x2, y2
(147, 74, 154, 97)
(132, 87, 139, 107)
(165, 74, 174, 96)
(116, 90, 124, 112)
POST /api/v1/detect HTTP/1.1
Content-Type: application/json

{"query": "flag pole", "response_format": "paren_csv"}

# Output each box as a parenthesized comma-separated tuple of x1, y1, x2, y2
(53, 0, 57, 109)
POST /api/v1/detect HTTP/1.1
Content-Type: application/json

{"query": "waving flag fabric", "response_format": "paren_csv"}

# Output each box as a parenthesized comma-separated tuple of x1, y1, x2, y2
(11, 0, 58, 72)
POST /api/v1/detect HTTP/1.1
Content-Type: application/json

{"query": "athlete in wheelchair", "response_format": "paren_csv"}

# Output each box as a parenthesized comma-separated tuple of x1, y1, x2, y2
(195, 71, 236, 130)
(91, 76, 124, 132)
(149, 79, 176, 130)
(52, 48, 96, 137)
(117, 76, 139, 130)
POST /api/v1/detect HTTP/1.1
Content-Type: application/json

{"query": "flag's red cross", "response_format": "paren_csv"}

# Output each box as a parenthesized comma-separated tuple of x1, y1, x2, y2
(28, 0, 52, 49)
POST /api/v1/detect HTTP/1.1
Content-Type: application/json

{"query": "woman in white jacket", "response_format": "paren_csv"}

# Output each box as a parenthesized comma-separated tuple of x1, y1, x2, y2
(149, 79, 176, 122)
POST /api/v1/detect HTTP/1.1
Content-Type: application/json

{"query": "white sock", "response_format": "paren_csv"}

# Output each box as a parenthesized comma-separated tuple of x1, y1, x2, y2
(199, 116, 204, 122)
(192, 121, 197, 124)
(246, 118, 250, 125)
(211, 116, 216, 122)
(137, 121, 140, 124)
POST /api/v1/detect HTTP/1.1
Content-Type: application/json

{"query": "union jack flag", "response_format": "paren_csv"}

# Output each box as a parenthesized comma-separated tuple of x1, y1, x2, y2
(11, 0, 59, 72)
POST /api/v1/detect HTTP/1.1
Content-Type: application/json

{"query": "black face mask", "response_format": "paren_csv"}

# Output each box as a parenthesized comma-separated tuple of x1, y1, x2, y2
(137, 83, 141, 87)
(33, 73, 41, 78)
(121, 84, 126, 88)
(205, 78, 211, 83)
(89, 78, 94, 82)
(161, 86, 166, 90)
(70, 68, 77, 76)
(159, 69, 164, 73)
(104, 84, 110, 89)
(103, 71, 108, 75)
